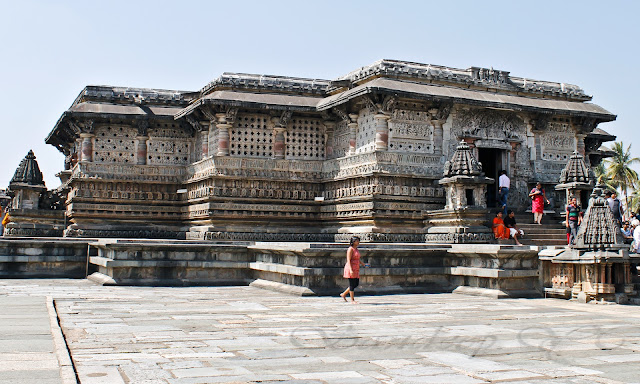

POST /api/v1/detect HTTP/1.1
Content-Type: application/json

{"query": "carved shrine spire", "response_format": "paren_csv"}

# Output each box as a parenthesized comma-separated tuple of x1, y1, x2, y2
(10, 150, 45, 187)
(574, 185, 625, 250)
(559, 151, 593, 185)
(443, 141, 484, 177)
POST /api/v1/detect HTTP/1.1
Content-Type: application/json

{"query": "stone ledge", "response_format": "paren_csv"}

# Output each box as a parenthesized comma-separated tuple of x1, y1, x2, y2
(453, 286, 542, 299)
(89, 257, 248, 269)
(448, 266, 539, 278)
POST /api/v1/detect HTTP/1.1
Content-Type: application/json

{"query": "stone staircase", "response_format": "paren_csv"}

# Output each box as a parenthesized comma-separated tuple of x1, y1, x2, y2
(510, 210, 568, 247)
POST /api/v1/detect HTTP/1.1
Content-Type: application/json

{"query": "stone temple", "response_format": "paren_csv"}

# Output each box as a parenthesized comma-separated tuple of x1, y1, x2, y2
(35, 59, 615, 243)
(5, 59, 638, 301)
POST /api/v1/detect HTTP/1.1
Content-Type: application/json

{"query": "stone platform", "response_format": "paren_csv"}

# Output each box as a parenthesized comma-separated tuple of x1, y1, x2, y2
(77, 240, 542, 298)
(2, 280, 640, 384)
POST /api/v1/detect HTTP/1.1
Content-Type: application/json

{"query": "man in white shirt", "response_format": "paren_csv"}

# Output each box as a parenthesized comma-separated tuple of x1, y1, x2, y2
(632, 219, 640, 253)
(498, 170, 510, 215)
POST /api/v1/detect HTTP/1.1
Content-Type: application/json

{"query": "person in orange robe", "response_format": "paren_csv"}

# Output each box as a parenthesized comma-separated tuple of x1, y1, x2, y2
(492, 210, 510, 240)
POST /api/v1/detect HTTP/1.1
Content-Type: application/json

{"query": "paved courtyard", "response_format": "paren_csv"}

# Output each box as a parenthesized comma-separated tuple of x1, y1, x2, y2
(0, 280, 639, 383)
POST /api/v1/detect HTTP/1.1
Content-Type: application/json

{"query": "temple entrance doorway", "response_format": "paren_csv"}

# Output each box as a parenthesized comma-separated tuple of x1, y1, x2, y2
(478, 148, 504, 208)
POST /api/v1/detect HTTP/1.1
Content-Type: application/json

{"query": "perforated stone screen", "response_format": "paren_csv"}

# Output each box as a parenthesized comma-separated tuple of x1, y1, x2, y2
(356, 109, 376, 154)
(388, 107, 434, 154)
(147, 123, 192, 165)
(286, 118, 326, 160)
(230, 114, 273, 158)
(93, 125, 137, 163)
(330, 120, 350, 159)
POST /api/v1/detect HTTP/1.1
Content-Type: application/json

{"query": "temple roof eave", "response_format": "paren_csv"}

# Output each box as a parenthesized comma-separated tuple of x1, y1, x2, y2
(45, 103, 185, 152)
(317, 78, 616, 122)
(175, 91, 322, 119)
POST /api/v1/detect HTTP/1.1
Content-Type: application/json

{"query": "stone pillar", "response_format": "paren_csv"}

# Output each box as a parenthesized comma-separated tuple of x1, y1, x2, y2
(136, 136, 148, 165)
(575, 133, 586, 156)
(433, 121, 444, 155)
(348, 114, 358, 155)
(324, 121, 335, 159)
(63, 148, 71, 170)
(201, 127, 209, 159)
(273, 126, 286, 159)
(80, 133, 94, 162)
(374, 114, 390, 151)
(216, 114, 231, 156)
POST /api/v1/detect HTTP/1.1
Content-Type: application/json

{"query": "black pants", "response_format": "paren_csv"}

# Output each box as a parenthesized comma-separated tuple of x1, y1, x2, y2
(348, 278, 359, 291)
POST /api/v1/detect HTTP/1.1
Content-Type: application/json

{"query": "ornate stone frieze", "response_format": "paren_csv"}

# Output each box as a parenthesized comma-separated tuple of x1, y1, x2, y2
(453, 108, 526, 142)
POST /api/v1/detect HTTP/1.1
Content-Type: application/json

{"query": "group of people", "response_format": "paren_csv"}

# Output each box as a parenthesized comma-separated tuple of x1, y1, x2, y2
(494, 170, 551, 245)
(499, 171, 550, 224)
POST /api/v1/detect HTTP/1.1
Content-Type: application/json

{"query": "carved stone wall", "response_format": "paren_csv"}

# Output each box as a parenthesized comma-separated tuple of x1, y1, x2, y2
(389, 105, 434, 154)
(330, 120, 350, 159)
(540, 118, 575, 162)
(147, 123, 193, 165)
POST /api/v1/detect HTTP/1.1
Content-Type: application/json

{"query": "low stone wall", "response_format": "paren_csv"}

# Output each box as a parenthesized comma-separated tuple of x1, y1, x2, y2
(0, 238, 90, 278)
(87, 240, 252, 286)
(249, 243, 541, 298)
(0, 238, 542, 298)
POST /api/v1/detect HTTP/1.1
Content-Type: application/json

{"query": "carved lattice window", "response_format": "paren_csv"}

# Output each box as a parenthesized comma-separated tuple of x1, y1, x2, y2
(93, 125, 137, 163)
(356, 109, 376, 153)
(388, 108, 434, 154)
(286, 118, 325, 160)
(147, 139, 191, 165)
(230, 114, 273, 158)
(330, 120, 350, 159)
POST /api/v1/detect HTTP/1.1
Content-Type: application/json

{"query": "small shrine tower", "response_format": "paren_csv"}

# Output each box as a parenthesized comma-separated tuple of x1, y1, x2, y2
(555, 151, 594, 209)
(540, 185, 639, 302)
(4, 151, 64, 237)
(425, 141, 494, 243)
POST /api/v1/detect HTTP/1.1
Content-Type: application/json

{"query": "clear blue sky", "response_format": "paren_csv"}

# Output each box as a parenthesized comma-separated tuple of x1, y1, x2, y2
(1, 0, 638, 188)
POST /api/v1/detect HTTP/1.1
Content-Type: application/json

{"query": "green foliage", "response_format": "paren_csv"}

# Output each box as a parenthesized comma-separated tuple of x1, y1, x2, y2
(603, 141, 640, 218)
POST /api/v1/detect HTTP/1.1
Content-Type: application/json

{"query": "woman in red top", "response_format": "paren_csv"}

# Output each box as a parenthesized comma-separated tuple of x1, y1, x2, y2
(340, 236, 366, 304)
(529, 182, 550, 225)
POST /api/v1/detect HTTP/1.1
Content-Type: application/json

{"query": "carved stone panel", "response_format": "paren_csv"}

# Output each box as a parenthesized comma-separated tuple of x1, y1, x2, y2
(388, 108, 434, 154)
(539, 118, 575, 162)
(330, 120, 350, 159)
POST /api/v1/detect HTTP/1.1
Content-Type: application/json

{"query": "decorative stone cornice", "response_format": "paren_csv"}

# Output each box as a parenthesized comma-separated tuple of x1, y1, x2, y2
(329, 59, 591, 101)
(200, 73, 330, 97)
(73, 85, 193, 107)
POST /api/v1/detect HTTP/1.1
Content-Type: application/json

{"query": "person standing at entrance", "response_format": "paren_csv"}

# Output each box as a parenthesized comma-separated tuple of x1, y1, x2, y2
(529, 182, 549, 225)
(565, 196, 583, 245)
(340, 236, 366, 304)
(498, 170, 510, 215)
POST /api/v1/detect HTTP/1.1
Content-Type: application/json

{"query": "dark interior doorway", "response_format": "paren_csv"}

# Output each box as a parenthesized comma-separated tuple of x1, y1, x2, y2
(478, 148, 503, 208)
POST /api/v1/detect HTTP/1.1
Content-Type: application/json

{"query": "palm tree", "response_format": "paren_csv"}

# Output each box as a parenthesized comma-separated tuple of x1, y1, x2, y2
(593, 162, 617, 191)
(604, 141, 640, 219)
